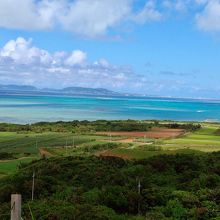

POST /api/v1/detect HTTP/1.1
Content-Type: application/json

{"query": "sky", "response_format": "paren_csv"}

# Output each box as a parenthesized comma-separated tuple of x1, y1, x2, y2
(0, 0, 220, 98)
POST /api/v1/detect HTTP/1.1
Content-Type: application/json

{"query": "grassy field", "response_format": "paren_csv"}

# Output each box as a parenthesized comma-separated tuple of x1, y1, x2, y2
(0, 122, 220, 176)
(0, 132, 98, 176)
(0, 132, 95, 154)
(0, 156, 37, 177)
(163, 126, 220, 152)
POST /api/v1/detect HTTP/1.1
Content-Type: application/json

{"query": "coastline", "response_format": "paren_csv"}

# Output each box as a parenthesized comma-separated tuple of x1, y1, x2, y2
(1, 92, 220, 124)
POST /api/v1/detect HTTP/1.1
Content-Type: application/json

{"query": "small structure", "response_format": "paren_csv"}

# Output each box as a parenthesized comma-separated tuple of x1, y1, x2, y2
(11, 194, 21, 220)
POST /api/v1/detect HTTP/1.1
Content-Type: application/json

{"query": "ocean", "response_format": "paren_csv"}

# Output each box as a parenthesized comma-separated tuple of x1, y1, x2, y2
(0, 94, 220, 124)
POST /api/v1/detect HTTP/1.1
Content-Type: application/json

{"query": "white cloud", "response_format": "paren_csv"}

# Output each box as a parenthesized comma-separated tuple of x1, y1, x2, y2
(0, 37, 146, 91)
(0, 37, 87, 66)
(162, 0, 193, 12)
(196, 0, 220, 32)
(0, 0, 164, 37)
(65, 50, 87, 66)
(1, 0, 220, 36)
(195, 0, 208, 5)
(59, 0, 132, 37)
(133, 1, 162, 23)
(0, 0, 60, 30)
(0, 37, 52, 65)
(0, 37, 215, 97)
(94, 59, 110, 68)
(160, 0, 220, 33)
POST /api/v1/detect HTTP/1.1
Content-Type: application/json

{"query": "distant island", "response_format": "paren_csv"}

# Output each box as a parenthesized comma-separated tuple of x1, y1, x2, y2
(1, 84, 218, 102)
(0, 84, 123, 97)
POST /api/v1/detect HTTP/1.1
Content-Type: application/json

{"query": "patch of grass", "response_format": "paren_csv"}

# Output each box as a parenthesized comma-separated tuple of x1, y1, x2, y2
(0, 157, 38, 177)
(0, 132, 95, 154)
(162, 126, 220, 152)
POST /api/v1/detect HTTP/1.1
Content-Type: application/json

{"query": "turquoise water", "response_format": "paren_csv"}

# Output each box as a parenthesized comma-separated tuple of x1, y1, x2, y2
(1, 94, 220, 123)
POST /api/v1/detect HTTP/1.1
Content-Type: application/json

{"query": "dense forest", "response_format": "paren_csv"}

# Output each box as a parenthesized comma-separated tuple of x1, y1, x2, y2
(0, 120, 201, 133)
(0, 152, 219, 219)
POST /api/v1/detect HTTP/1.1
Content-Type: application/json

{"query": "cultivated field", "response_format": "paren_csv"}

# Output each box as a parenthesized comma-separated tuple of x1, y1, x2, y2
(0, 121, 220, 176)
(97, 127, 185, 138)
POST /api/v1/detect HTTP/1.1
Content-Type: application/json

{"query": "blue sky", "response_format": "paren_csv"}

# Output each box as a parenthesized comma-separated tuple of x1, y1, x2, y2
(0, 0, 220, 98)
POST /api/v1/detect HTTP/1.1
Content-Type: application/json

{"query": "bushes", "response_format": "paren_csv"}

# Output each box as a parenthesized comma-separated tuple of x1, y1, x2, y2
(0, 152, 219, 219)
(84, 143, 120, 153)
(0, 120, 152, 133)
(164, 123, 201, 131)
(0, 152, 16, 160)
(0, 120, 201, 133)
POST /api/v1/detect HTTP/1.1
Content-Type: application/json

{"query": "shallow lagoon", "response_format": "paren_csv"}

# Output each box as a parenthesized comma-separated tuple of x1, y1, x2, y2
(0, 94, 220, 123)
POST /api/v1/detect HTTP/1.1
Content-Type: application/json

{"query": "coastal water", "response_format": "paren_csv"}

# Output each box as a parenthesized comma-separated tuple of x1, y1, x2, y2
(1, 94, 220, 123)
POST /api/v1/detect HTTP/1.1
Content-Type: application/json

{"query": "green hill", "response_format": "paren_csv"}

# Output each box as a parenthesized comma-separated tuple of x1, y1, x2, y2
(0, 152, 219, 220)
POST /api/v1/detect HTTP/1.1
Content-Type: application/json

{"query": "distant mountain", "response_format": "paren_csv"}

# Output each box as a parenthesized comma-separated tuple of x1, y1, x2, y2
(60, 87, 120, 96)
(0, 84, 37, 91)
(0, 84, 122, 96)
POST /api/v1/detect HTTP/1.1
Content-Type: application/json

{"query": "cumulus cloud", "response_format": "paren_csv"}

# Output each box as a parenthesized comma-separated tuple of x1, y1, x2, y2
(0, 37, 87, 67)
(0, 38, 212, 97)
(0, 37, 52, 65)
(160, 0, 220, 33)
(196, 0, 220, 32)
(58, 0, 132, 37)
(0, 0, 164, 37)
(1, 0, 220, 36)
(65, 50, 87, 66)
(0, 37, 146, 91)
(132, 1, 162, 23)
(0, 0, 61, 30)
(162, 0, 190, 12)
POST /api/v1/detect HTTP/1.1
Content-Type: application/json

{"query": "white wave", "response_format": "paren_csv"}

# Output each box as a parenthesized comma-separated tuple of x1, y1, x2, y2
(129, 106, 190, 112)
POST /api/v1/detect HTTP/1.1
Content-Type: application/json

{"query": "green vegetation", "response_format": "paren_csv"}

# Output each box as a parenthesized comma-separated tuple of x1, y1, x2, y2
(0, 121, 217, 176)
(0, 157, 36, 177)
(105, 147, 203, 160)
(0, 152, 15, 160)
(0, 153, 219, 219)
(0, 120, 201, 133)
(0, 132, 94, 154)
(0, 120, 219, 219)
(0, 132, 96, 175)
(163, 126, 220, 152)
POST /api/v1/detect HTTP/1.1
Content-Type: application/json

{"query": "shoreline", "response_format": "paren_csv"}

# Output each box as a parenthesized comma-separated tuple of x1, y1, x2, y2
(0, 119, 218, 126)
(1, 93, 220, 124)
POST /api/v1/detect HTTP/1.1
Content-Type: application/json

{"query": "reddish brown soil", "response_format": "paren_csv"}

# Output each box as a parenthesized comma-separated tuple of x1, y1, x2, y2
(117, 138, 134, 143)
(97, 128, 184, 139)
(39, 148, 53, 157)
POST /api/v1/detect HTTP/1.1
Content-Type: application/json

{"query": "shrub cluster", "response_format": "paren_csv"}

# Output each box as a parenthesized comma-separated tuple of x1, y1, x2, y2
(0, 152, 219, 219)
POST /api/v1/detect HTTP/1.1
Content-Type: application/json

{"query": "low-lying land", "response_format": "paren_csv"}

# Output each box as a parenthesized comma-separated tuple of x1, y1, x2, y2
(97, 128, 185, 139)
(0, 120, 219, 219)
(0, 120, 216, 176)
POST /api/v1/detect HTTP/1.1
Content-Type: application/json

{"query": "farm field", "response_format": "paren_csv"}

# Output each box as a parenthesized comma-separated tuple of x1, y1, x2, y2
(0, 121, 220, 176)
(0, 132, 98, 176)
(163, 126, 220, 152)
(97, 127, 185, 138)
(0, 132, 95, 154)
(98, 123, 220, 159)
